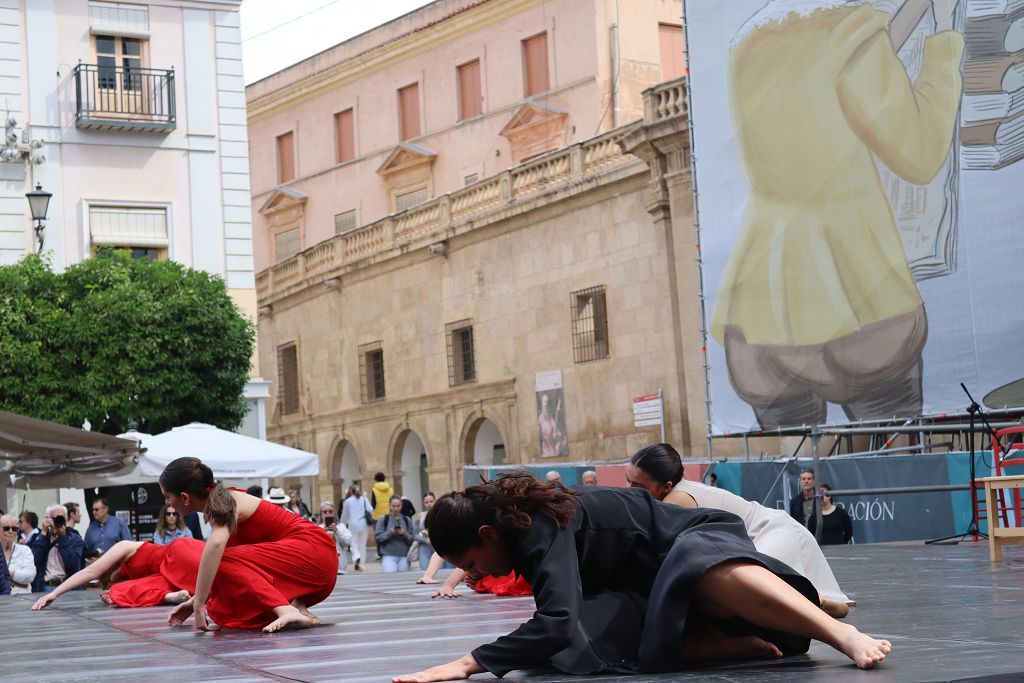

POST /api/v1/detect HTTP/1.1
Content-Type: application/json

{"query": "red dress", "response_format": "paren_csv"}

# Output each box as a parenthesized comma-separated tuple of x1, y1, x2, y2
(160, 500, 339, 629)
(107, 542, 181, 607)
(474, 572, 532, 596)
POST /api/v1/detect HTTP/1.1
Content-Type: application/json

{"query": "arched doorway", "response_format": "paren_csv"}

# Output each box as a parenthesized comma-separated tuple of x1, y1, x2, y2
(394, 430, 428, 509)
(464, 418, 506, 466)
(332, 439, 362, 505)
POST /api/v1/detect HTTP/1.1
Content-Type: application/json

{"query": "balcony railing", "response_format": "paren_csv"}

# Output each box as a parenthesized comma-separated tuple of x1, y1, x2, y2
(74, 64, 176, 132)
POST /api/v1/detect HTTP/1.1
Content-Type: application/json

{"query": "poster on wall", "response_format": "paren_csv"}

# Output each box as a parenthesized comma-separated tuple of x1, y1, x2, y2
(685, 0, 1024, 435)
(535, 370, 569, 457)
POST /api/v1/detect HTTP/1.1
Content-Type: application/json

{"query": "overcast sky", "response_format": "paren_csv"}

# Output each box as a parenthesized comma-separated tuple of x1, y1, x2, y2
(239, 0, 435, 84)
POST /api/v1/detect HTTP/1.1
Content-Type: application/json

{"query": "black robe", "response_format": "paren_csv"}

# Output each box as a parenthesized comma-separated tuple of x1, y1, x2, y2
(470, 486, 818, 677)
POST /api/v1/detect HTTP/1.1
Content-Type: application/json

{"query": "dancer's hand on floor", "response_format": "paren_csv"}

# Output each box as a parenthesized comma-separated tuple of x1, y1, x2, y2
(193, 601, 221, 631)
(169, 596, 195, 626)
(394, 654, 484, 682)
(416, 575, 440, 585)
(31, 593, 56, 611)
(431, 585, 461, 599)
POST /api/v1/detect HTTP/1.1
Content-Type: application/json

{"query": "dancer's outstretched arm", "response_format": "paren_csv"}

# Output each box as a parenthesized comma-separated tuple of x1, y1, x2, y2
(31, 540, 142, 610)
(173, 525, 228, 631)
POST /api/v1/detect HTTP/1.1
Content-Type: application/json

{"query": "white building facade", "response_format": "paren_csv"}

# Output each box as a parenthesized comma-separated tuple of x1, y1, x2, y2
(0, 0, 267, 436)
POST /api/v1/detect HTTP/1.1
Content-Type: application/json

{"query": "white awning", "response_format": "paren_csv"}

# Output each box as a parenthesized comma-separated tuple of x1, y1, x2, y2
(90, 206, 168, 247)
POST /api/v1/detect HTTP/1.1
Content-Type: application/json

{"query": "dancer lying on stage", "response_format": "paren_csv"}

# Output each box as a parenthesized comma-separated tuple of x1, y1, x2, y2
(159, 457, 338, 632)
(393, 473, 890, 683)
(31, 540, 191, 611)
(628, 443, 853, 618)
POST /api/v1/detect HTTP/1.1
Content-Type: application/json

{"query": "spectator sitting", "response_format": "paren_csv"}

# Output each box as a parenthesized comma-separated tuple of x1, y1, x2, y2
(318, 501, 351, 575)
(375, 495, 413, 573)
(84, 498, 132, 562)
(18, 511, 49, 593)
(581, 470, 598, 486)
(809, 484, 854, 546)
(64, 502, 82, 530)
(265, 487, 289, 509)
(152, 505, 193, 545)
(545, 471, 561, 482)
(40, 504, 84, 593)
(286, 489, 312, 519)
(789, 468, 818, 527)
(245, 485, 263, 499)
(2, 514, 35, 593)
(371, 472, 394, 521)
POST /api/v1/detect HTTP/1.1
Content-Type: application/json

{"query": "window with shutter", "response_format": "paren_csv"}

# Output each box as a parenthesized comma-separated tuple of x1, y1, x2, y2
(277, 131, 295, 183)
(571, 286, 610, 363)
(398, 83, 421, 140)
(335, 109, 355, 163)
(457, 59, 482, 120)
(334, 209, 357, 234)
(523, 32, 550, 97)
(359, 341, 386, 402)
(658, 24, 686, 80)
(277, 343, 300, 415)
(395, 187, 429, 212)
(445, 320, 476, 386)
(274, 228, 301, 263)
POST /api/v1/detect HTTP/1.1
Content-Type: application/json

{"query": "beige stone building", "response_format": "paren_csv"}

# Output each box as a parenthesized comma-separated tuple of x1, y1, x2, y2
(248, 0, 746, 505)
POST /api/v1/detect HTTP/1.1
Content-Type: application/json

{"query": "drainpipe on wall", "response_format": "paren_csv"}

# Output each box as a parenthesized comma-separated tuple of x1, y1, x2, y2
(610, 23, 620, 128)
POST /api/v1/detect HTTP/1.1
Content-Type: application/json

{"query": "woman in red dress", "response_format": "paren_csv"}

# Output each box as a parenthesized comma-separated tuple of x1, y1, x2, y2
(159, 457, 339, 632)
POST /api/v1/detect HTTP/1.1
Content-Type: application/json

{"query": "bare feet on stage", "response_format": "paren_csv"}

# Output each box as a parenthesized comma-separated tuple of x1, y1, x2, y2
(821, 597, 851, 619)
(264, 604, 317, 633)
(834, 623, 891, 670)
(290, 599, 321, 625)
(163, 590, 192, 605)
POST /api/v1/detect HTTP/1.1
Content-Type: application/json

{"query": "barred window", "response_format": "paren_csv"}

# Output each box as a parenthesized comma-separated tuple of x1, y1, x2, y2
(571, 286, 609, 363)
(277, 343, 300, 415)
(334, 209, 357, 234)
(359, 341, 386, 403)
(445, 319, 476, 386)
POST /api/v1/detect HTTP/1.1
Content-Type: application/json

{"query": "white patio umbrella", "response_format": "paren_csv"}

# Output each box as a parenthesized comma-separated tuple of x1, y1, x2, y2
(137, 423, 319, 479)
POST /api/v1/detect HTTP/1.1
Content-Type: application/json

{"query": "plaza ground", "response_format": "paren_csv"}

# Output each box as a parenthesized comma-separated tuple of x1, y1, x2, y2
(4, 542, 1023, 682)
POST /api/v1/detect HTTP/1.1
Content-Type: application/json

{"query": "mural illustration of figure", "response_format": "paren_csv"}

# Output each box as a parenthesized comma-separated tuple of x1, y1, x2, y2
(537, 390, 568, 457)
(711, 0, 965, 428)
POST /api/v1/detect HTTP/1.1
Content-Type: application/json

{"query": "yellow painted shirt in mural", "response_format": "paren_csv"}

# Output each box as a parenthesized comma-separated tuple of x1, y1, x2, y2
(711, 3, 964, 347)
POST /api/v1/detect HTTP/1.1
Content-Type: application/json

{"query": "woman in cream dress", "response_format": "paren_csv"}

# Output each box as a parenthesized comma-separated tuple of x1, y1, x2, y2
(628, 444, 852, 618)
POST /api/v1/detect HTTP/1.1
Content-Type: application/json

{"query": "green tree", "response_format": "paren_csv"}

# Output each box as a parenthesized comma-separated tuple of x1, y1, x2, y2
(0, 251, 255, 435)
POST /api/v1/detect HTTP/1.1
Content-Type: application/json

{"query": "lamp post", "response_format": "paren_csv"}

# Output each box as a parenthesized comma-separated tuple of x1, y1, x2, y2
(25, 183, 51, 252)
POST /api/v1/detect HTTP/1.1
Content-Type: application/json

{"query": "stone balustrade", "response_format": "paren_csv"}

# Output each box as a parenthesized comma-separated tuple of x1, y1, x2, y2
(643, 76, 687, 123)
(258, 127, 639, 303)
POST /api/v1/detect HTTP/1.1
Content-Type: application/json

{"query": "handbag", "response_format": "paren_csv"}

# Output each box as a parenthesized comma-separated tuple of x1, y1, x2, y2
(363, 498, 375, 526)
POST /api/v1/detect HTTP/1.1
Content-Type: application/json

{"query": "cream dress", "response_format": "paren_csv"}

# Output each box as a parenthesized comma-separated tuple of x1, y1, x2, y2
(673, 480, 850, 603)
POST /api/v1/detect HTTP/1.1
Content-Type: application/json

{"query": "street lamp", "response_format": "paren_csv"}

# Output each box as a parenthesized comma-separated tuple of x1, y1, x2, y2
(25, 183, 51, 252)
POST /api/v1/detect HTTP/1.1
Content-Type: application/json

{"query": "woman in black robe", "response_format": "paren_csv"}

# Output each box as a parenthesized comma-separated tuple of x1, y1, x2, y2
(393, 473, 890, 682)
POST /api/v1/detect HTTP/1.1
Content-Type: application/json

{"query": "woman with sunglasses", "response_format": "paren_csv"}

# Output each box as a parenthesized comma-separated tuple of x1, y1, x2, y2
(152, 505, 193, 545)
(1, 514, 36, 594)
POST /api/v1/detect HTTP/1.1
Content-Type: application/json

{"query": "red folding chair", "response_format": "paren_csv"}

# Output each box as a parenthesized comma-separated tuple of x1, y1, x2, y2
(989, 426, 1024, 527)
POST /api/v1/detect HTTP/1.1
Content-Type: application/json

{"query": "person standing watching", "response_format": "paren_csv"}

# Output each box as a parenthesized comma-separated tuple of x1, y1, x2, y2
(371, 472, 394, 521)
(581, 471, 598, 486)
(40, 504, 84, 593)
(413, 492, 438, 571)
(790, 469, 817, 527)
(340, 484, 372, 572)
(19, 511, 48, 592)
(375, 496, 413, 573)
(808, 485, 854, 546)
(84, 498, 132, 563)
(152, 505, 194, 545)
(2, 514, 36, 593)
(318, 501, 351, 575)
(286, 490, 312, 519)
(64, 503, 82, 530)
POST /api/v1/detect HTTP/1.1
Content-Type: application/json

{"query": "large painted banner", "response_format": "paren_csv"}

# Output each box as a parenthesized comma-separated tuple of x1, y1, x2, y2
(686, 0, 1024, 434)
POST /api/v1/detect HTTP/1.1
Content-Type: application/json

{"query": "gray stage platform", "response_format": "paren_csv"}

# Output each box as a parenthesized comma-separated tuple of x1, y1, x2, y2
(3, 542, 1024, 682)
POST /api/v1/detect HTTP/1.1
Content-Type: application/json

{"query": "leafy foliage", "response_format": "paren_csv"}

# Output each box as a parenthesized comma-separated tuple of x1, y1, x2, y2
(0, 252, 255, 435)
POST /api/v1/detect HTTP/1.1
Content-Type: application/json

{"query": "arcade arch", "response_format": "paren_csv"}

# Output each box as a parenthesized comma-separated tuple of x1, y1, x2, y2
(463, 417, 506, 466)
(392, 429, 429, 507)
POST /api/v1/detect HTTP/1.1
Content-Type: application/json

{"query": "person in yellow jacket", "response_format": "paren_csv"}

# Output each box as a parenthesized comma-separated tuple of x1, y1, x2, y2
(371, 472, 394, 520)
(713, 0, 964, 428)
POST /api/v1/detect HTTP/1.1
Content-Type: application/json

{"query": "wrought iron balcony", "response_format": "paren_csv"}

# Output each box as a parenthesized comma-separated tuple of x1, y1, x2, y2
(73, 64, 176, 132)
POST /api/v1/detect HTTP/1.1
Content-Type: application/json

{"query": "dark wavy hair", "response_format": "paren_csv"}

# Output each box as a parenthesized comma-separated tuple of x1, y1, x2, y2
(630, 443, 684, 486)
(159, 457, 237, 532)
(426, 471, 578, 558)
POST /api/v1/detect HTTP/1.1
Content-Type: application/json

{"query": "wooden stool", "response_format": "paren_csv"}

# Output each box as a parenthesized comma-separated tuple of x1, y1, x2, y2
(980, 475, 1024, 561)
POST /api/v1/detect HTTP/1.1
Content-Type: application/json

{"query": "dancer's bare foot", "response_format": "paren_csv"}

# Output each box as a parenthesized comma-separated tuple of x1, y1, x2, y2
(821, 598, 850, 619)
(100, 591, 115, 606)
(683, 625, 783, 662)
(835, 623, 891, 669)
(163, 590, 191, 605)
(264, 605, 316, 633)
(289, 599, 320, 625)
